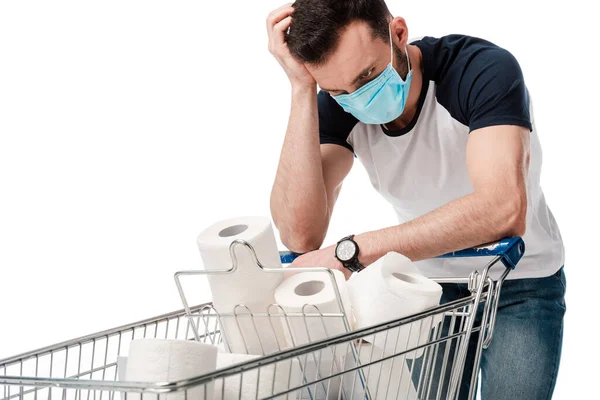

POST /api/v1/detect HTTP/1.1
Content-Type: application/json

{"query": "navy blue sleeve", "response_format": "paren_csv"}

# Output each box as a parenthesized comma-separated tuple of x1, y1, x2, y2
(318, 90, 358, 153)
(415, 35, 532, 132)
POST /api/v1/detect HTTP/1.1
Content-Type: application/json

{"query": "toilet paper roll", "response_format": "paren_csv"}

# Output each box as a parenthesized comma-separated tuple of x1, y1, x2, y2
(348, 252, 443, 357)
(275, 269, 352, 400)
(274, 269, 353, 347)
(125, 339, 218, 400)
(214, 353, 302, 399)
(342, 343, 418, 400)
(197, 216, 286, 355)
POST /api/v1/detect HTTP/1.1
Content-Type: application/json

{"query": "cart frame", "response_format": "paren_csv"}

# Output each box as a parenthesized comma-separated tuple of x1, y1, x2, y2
(0, 237, 525, 400)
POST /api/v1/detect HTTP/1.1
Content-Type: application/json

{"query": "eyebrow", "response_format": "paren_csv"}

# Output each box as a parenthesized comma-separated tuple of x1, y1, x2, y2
(321, 64, 376, 93)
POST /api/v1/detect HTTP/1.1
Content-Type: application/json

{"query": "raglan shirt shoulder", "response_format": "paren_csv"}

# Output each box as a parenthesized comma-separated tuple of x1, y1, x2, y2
(412, 34, 532, 132)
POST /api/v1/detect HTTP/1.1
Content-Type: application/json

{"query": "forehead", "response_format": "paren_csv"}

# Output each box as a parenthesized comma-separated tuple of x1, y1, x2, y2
(306, 20, 388, 89)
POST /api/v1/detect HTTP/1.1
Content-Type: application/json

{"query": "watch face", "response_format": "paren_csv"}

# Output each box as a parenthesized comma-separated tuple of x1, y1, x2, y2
(336, 240, 357, 262)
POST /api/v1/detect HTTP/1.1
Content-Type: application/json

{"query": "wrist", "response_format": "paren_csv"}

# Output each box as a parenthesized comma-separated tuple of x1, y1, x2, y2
(353, 231, 390, 267)
(291, 82, 316, 96)
(331, 256, 352, 280)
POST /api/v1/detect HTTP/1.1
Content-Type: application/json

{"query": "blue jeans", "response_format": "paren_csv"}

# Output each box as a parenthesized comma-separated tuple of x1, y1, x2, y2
(410, 267, 566, 399)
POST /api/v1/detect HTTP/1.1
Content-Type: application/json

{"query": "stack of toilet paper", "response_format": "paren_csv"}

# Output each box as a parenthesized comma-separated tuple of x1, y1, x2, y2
(116, 217, 446, 400)
(196, 216, 288, 356)
(118, 340, 304, 400)
(274, 268, 354, 399)
(196, 216, 356, 398)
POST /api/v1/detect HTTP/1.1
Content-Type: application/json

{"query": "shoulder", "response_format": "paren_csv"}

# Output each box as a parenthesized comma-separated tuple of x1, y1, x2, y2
(412, 35, 531, 131)
(412, 34, 519, 85)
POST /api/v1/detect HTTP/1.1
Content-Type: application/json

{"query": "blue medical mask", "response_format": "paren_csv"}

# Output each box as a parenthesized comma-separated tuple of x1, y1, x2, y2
(331, 29, 413, 124)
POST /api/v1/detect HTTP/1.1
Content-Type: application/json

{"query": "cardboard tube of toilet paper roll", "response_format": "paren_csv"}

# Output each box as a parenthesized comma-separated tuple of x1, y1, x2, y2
(347, 252, 443, 357)
(125, 339, 218, 400)
(197, 216, 287, 355)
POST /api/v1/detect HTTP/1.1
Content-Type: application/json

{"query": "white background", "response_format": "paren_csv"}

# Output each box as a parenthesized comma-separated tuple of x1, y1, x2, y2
(0, 0, 597, 397)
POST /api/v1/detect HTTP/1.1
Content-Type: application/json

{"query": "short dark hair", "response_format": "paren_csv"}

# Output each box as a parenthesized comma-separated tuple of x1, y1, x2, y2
(286, 0, 392, 65)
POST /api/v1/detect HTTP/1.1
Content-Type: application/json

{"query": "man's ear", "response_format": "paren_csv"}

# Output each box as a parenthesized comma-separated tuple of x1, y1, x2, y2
(389, 16, 408, 48)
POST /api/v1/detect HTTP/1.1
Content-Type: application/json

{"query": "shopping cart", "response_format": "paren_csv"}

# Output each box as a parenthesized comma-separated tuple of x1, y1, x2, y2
(0, 236, 524, 400)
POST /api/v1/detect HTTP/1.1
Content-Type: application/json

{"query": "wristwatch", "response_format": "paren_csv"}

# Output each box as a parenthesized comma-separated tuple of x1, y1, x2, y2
(335, 235, 364, 273)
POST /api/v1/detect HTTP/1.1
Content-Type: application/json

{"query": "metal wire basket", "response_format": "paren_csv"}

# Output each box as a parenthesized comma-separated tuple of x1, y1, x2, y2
(0, 237, 524, 400)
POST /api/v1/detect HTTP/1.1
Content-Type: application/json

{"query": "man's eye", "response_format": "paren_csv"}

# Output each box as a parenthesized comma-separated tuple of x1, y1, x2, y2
(361, 68, 374, 79)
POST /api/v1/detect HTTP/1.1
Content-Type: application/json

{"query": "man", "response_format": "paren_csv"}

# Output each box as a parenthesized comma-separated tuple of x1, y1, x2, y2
(268, 0, 565, 398)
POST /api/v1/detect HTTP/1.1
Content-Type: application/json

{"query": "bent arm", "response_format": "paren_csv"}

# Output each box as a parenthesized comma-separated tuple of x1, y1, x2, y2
(354, 125, 530, 266)
(270, 86, 353, 253)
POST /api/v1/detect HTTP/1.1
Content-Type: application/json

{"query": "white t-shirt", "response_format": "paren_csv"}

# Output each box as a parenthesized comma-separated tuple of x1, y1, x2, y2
(317, 34, 564, 280)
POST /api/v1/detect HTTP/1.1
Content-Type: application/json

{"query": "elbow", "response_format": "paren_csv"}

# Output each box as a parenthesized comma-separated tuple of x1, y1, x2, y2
(277, 212, 326, 253)
(280, 228, 324, 254)
(499, 192, 527, 238)
(271, 194, 328, 253)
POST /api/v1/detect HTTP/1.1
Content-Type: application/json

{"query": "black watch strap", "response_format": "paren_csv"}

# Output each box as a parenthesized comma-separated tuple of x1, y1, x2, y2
(344, 258, 364, 273)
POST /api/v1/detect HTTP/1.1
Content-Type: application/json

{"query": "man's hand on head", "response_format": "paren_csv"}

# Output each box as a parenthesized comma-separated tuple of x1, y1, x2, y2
(266, 3, 316, 89)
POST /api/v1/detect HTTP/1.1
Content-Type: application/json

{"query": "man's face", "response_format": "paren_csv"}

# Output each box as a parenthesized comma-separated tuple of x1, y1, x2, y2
(306, 20, 392, 96)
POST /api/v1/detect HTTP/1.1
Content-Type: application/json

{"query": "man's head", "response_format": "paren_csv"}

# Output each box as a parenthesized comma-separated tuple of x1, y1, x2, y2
(286, 0, 410, 96)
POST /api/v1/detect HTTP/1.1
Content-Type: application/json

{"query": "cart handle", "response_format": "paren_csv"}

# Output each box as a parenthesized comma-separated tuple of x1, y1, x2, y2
(279, 237, 525, 270)
(435, 236, 524, 269)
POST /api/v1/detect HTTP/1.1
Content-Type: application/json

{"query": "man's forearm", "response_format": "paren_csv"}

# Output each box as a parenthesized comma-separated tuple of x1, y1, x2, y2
(355, 189, 527, 266)
(270, 85, 328, 251)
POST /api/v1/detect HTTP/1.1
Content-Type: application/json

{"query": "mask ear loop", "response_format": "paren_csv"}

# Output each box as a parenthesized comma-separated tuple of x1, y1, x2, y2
(389, 25, 412, 73)
(389, 27, 394, 67)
